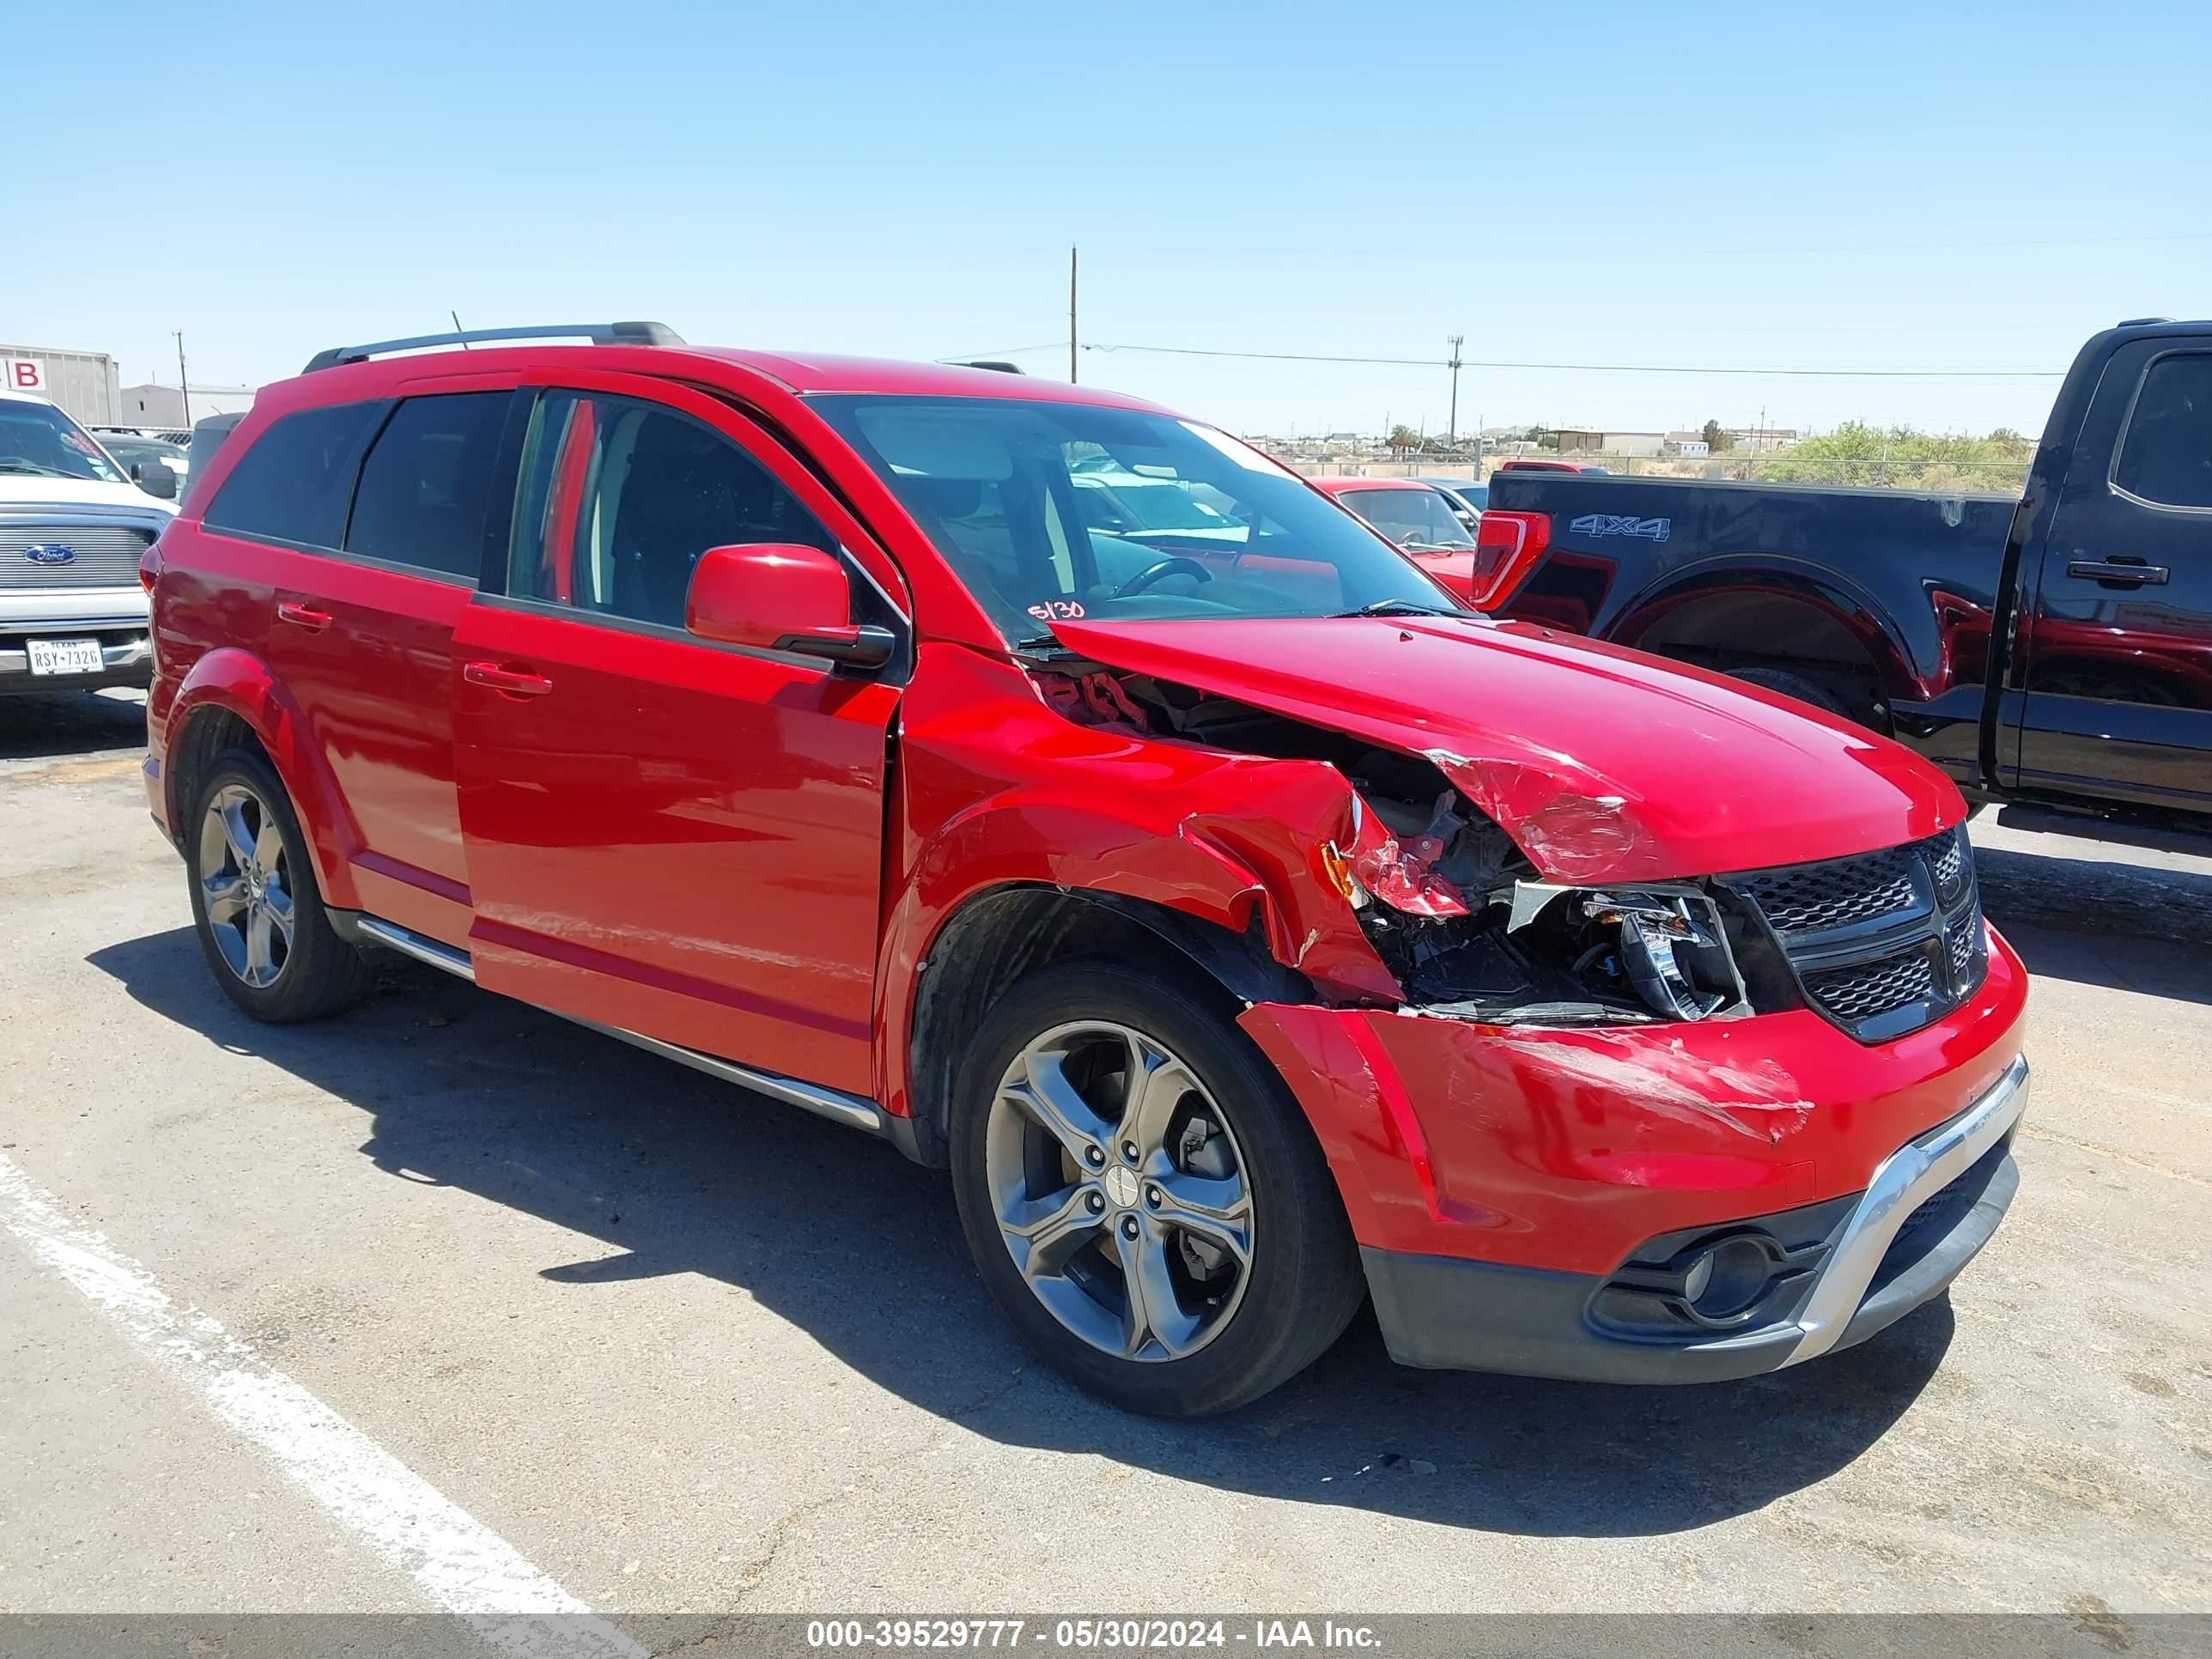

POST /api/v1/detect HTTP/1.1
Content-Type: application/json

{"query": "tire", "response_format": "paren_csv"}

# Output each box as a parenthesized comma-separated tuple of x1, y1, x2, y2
(1724, 665, 1850, 719)
(949, 956, 1364, 1416)
(185, 748, 375, 1023)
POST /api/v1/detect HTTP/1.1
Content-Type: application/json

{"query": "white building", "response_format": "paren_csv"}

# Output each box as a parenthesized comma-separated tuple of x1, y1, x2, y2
(114, 382, 257, 428)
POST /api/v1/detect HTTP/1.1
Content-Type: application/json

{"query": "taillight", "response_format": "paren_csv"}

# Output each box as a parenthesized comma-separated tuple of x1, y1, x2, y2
(137, 538, 163, 595)
(1466, 510, 1551, 610)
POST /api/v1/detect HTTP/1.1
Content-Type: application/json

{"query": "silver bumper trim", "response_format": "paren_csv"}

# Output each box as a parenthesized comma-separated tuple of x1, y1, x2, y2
(1784, 1054, 2029, 1364)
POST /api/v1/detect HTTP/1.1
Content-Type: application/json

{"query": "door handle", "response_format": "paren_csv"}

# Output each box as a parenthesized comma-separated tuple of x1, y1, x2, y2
(276, 600, 332, 632)
(463, 660, 555, 698)
(2067, 558, 2169, 586)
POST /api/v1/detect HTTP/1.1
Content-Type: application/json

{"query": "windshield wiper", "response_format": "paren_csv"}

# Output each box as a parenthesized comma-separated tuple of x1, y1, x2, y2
(1331, 599, 1463, 619)
(0, 461, 74, 478)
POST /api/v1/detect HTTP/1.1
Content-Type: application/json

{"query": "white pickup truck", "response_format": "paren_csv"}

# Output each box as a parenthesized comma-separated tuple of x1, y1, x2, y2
(0, 386, 177, 694)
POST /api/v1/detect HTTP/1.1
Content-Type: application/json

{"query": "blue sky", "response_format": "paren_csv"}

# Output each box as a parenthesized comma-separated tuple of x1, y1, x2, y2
(15, 1, 2206, 438)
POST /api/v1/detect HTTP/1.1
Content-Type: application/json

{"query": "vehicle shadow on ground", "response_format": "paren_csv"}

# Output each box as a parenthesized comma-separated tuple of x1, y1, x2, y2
(92, 927, 1952, 1540)
(0, 690, 146, 762)
(1975, 844, 2212, 1007)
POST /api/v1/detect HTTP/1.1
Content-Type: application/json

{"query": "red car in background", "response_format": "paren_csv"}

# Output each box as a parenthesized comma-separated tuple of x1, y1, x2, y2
(143, 323, 2027, 1415)
(1308, 475, 1545, 611)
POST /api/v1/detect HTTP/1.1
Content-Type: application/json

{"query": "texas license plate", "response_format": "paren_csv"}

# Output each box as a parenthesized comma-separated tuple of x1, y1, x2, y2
(26, 637, 104, 676)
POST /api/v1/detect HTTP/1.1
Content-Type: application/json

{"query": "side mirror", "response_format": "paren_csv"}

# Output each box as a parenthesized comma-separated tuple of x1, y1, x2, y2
(685, 543, 894, 669)
(132, 461, 179, 500)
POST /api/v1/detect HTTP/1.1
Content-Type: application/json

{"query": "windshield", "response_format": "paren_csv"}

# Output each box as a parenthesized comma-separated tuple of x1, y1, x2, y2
(102, 436, 186, 468)
(0, 400, 129, 484)
(811, 395, 1459, 643)
(1339, 486, 1475, 550)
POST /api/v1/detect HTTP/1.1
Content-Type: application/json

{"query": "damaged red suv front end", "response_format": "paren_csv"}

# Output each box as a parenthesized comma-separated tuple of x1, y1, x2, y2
(1010, 611, 2027, 1383)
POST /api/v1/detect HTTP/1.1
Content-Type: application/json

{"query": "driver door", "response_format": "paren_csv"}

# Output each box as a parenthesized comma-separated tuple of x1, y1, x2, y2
(452, 376, 907, 1097)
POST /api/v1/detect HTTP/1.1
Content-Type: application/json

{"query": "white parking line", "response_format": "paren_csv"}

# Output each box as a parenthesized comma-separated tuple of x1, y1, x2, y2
(0, 1150, 647, 1659)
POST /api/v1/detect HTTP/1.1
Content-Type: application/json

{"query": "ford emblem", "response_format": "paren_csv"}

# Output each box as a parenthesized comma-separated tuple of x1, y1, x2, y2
(24, 544, 77, 566)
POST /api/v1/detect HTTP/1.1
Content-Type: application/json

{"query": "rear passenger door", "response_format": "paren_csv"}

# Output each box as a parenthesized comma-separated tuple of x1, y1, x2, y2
(235, 386, 521, 944)
(2014, 342, 2212, 812)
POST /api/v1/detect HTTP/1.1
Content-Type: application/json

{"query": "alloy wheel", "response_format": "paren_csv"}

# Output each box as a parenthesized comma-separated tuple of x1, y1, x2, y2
(986, 1019, 1255, 1362)
(197, 783, 295, 988)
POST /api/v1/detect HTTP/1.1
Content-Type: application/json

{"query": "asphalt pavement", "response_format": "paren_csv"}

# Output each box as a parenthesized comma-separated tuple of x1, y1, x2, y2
(1, 690, 2204, 1627)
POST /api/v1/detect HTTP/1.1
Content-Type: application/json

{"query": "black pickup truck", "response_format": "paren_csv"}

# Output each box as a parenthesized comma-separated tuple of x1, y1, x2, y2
(1482, 319, 2212, 843)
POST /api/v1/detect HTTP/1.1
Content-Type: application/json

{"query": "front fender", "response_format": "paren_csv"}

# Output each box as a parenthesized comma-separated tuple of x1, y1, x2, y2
(868, 643, 1401, 1121)
(166, 648, 360, 908)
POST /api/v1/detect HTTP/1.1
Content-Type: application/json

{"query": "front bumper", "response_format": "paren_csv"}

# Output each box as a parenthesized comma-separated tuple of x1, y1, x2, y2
(0, 592, 155, 694)
(1238, 919, 2030, 1382)
(1361, 1055, 2026, 1382)
(0, 629, 154, 692)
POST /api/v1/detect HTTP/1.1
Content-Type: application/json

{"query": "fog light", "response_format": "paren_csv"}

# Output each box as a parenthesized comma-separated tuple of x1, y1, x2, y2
(1685, 1236, 1773, 1320)
(1682, 1251, 1714, 1304)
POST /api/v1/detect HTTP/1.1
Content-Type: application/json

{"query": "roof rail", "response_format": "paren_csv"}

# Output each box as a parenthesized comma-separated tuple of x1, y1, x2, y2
(301, 320, 684, 374)
(957, 360, 1026, 375)
(2116, 316, 2177, 327)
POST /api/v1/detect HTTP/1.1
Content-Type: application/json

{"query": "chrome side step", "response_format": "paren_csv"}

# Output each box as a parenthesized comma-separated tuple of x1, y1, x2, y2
(356, 916, 477, 980)
(354, 916, 885, 1137)
(562, 1017, 884, 1133)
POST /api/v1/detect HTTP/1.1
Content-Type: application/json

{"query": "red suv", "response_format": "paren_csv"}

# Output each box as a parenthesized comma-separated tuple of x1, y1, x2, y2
(143, 322, 2029, 1415)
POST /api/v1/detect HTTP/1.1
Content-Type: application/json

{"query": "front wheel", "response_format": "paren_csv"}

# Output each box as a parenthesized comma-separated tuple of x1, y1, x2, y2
(949, 957, 1364, 1416)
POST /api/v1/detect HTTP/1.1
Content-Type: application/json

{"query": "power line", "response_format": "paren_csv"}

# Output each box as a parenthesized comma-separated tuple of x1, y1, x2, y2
(1075, 342, 2063, 380)
(1517, 228, 2212, 260)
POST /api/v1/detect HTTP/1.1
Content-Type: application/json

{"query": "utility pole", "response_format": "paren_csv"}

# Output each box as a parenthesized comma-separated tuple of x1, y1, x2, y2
(174, 331, 191, 427)
(1446, 332, 1465, 447)
(1068, 246, 1079, 384)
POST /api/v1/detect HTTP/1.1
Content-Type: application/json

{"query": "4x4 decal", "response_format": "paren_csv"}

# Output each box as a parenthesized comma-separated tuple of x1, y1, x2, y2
(1570, 513, 1671, 542)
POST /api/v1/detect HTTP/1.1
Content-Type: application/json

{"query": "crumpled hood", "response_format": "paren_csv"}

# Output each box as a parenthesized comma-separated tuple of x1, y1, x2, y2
(1050, 614, 1962, 883)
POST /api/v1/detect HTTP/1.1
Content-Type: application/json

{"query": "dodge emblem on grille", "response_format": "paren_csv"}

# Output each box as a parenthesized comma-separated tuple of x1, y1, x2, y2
(23, 544, 77, 565)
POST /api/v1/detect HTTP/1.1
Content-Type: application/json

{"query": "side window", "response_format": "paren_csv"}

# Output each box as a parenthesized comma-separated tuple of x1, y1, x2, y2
(344, 392, 513, 580)
(202, 401, 385, 548)
(2114, 353, 2212, 510)
(507, 390, 834, 629)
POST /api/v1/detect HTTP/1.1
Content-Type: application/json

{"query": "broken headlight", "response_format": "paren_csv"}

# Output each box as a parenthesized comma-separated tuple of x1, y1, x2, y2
(1323, 783, 1751, 1025)
(1504, 883, 1749, 1023)
(1579, 892, 1737, 1020)
(1320, 792, 1470, 918)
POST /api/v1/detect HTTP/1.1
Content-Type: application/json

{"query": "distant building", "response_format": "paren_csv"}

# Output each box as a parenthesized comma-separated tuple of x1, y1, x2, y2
(0, 343, 121, 424)
(1727, 426, 1800, 454)
(1662, 433, 1711, 458)
(114, 382, 257, 428)
(1559, 428, 1665, 459)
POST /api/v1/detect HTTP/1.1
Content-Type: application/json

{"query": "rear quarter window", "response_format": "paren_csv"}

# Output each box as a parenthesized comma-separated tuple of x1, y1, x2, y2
(202, 401, 385, 549)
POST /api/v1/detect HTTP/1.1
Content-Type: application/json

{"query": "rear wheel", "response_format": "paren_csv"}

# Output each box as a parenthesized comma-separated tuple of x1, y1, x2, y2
(1724, 664, 1850, 719)
(186, 750, 375, 1023)
(949, 957, 1364, 1416)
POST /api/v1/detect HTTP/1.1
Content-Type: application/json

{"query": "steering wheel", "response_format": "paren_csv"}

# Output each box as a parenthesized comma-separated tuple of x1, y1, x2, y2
(1114, 556, 1213, 599)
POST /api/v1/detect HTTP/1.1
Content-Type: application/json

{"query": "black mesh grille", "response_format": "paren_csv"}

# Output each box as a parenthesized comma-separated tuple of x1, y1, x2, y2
(1948, 915, 1981, 982)
(1804, 950, 1936, 1022)
(1735, 845, 1918, 935)
(1724, 826, 1985, 1042)
(1930, 828, 1968, 904)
